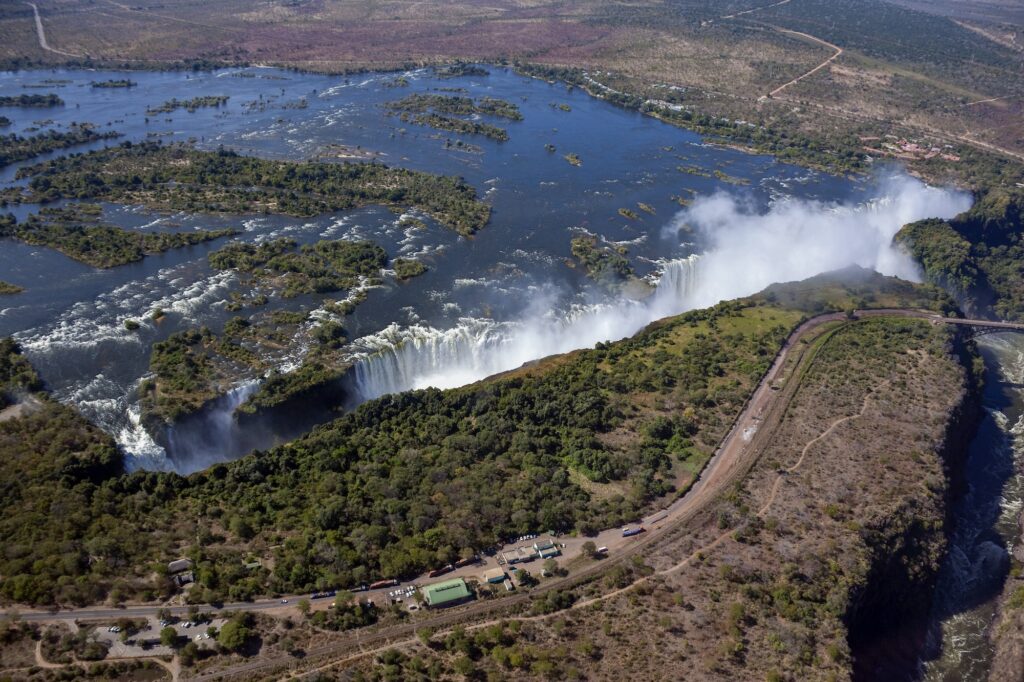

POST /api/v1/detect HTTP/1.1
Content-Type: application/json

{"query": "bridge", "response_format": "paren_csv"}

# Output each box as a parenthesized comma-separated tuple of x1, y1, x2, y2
(855, 309, 1024, 338)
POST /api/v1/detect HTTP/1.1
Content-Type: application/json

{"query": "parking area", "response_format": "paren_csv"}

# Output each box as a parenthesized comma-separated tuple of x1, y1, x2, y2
(89, 616, 226, 658)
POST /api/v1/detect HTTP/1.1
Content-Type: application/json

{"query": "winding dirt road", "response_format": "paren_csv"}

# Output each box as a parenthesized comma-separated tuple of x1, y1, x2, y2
(25, 2, 80, 58)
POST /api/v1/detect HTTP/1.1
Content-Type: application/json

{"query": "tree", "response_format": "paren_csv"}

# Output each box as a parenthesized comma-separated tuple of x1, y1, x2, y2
(159, 626, 178, 647)
(581, 541, 598, 559)
(157, 608, 172, 623)
(297, 598, 311, 617)
(217, 619, 250, 652)
(180, 641, 199, 666)
(416, 627, 434, 648)
(543, 558, 559, 576)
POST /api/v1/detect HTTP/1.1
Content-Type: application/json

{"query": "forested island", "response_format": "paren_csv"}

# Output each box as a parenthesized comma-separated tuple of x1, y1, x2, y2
(0, 281, 22, 295)
(0, 126, 120, 168)
(570, 234, 635, 286)
(385, 93, 520, 142)
(145, 95, 229, 114)
(11, 142, 491, 236)
(0, 205, 238, 268)
(386, 94, 522, 120)
(208, 237, 387, 298)
(142, 238, 427, 425)
(90, 79, 137, 88)
(0, 93, 63, 108)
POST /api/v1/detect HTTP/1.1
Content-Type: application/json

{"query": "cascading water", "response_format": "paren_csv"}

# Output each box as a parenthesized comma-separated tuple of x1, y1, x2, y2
(352, 255, 702, 400)
(162, 381, 261, 474)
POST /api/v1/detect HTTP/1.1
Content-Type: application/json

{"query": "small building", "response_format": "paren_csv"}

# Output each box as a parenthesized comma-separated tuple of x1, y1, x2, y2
(501, 550, 520, 565)
(516, 546, 538, 562)
(422, 578, 473, 608)
(533, 539, 556, 552)
(538, 546, 561, 560)
(482, 568, 507, 584)
(167, 558, 193, 574)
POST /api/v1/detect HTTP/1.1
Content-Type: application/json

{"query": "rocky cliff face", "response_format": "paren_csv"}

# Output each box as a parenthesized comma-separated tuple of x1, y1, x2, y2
(845, 331, 982, 679)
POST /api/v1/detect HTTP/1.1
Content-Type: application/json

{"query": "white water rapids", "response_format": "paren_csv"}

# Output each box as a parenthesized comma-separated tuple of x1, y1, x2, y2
(351, 175, 971, 400)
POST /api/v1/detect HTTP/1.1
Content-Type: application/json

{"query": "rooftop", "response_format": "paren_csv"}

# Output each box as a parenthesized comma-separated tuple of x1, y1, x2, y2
(422, 578, 472, 607)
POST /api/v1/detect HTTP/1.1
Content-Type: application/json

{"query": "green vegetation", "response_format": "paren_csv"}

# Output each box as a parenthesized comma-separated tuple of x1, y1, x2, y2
(398, 112, 509, 142)
(143, 327, 246, 422)
(144, 235, 389, 422)
(434, 64, 489, 79)
(393, 258, 427, 281)
(0, 272, 953, 606)
(618, 208, 639, 220)
(146, 95, 229, 114)
(0, 338, 43, 407)
(896, 190, 1024, 320)
(209, 237, 386, 298)
(0, 93, 63, 108)
(13, 142, 490, 236)
(90, 79, 136, 88)
(564, 153, 581, 167)
(570, 235, 635, 285)
(0, 126, 120, 168)
(386, 93, 522, 120)
(0, 205, 237, 268)
(0, 280, 22, 295)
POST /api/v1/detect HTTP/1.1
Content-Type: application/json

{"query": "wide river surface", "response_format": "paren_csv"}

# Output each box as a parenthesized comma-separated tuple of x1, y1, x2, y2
(0, 65, 961, 475)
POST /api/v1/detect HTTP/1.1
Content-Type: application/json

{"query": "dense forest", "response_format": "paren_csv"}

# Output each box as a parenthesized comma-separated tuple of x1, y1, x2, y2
(0, 297, 794, 605)
(896, 190, 1024, 321)
(0, 126, 120, 168)
(10, 142, 490, 236)
(0, 271, 952, 607)
(0, 204, 237, 268)
(208, 237, 387, 298)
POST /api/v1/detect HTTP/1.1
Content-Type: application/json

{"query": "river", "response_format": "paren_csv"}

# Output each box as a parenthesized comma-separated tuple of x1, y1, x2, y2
(919, 332, 1024, 680)
(0, 65, 967, 474)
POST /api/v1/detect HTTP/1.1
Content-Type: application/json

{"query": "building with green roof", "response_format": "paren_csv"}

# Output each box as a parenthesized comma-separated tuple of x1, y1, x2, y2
(422, 577, 473, 608)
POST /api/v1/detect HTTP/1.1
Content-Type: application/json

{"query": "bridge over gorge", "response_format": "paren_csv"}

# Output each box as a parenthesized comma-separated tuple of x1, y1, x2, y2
(854, 309, 1024, 337)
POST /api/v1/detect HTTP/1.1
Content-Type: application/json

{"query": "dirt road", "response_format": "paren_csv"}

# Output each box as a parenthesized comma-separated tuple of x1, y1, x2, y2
(25, 2, 80, 58)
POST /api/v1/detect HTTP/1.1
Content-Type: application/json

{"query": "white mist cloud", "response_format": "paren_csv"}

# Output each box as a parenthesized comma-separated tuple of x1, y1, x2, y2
(661, 173, 972, 310)
(354, 172, 973, 398)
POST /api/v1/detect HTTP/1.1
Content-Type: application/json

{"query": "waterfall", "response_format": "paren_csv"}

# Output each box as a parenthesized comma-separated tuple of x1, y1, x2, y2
(163, 380, 261, 474)
(352, 256, 703, 400)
